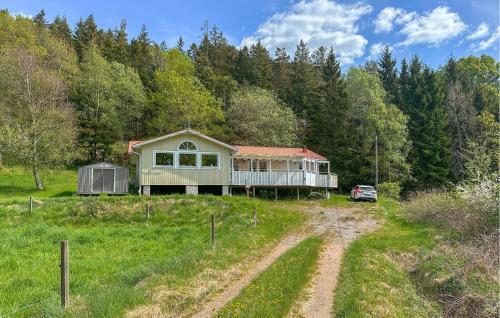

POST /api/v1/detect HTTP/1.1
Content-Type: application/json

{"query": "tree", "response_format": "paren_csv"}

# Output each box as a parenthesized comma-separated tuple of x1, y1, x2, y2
(377, 45, 398, 104)
(73, 44, 145, 160)
(73, 14, 98, 61)
(228, 87, 298, 147)
(289, 40, 319, 126)
(33, 9, 48, 29)
(50, 15, 72, 45)
(346, 67, 410, 186)
(130, 24, 155, 88)
(113, 19, 130, 65)
(0, 48, 76, 189)
(444, 81, 477, 180)
(272, 47, 292, 103)
(248, 41, 272, 88)
(176, 36, 184, 52)
(149, 49, 226, 138)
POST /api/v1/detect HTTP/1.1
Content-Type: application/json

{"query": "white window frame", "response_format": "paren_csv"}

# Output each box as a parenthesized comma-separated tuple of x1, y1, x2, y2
(178, 140, 198, 151)
(153, 150, 175, 168)
(177, 151, 198, 169)
(200, 152, 220, 169)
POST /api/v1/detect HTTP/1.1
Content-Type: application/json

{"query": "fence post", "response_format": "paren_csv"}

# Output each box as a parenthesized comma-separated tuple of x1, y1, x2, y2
(146, 202, 150, 220)
(253, 207, 257, 226)
(60, 240, 69, 307)
(211, 214, 216, 248)
(29, 196, 33, 213)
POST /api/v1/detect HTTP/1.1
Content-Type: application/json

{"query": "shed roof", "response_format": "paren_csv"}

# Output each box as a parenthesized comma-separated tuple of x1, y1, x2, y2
(80, 162, 125, 169)
(233, 146, 327, 160)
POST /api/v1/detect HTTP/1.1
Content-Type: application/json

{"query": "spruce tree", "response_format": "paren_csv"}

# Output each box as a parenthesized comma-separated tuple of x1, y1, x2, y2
(50, 16, 73, 45)
(74, 15, 98, 61)
(176, 36, 184, 52)
(113, 19, 130, 66)
(249, 41, 272, 88)
(377, 45, 398, 104)
(272, 47, 292, 103)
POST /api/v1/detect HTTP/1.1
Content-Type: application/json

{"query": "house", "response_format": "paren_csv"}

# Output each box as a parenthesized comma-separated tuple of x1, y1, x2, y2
(129, 129, 337, 196)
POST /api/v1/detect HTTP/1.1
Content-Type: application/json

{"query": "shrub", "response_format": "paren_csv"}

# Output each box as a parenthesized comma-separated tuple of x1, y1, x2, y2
(307, 191, 325, 200)
(377, 182, 401, 200)
(404, 181, 498, 238)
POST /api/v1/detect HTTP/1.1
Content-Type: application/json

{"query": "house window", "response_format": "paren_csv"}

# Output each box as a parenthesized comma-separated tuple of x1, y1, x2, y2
(297, 161, 303, 170)
(155, 151, 174, 167)
(259, 160, 268, 171)
(178, 141, 197, 151)
(232, 159, 239, 171)
(201, 153, 219, 168)
(252, 160, 258, 171)
(179, 153, 197, 167)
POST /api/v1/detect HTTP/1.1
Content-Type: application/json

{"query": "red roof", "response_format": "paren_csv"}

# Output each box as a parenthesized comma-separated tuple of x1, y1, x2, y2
(234, 146, 327, 160)
(128, 141, 142, 154)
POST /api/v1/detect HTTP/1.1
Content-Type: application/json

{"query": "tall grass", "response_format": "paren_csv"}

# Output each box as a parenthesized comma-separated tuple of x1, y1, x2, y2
(217, 237, 322, 318)
(0, 195, 304, 317)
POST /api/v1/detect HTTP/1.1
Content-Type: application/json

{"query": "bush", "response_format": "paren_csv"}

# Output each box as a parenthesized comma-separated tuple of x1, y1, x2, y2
(307, 191, 325, 200)
(377, 182, 401, 200)
(404, 181, 498, 238)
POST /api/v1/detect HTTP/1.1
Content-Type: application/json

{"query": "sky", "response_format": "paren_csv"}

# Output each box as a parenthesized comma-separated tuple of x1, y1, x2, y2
(1, 0, 498, 69)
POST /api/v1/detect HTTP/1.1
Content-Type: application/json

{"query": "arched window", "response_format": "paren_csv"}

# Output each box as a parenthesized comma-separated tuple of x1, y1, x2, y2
(178, 141, 197, 151)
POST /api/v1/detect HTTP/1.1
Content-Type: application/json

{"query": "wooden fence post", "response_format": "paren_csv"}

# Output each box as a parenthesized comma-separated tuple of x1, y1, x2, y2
(60, 240, 69, 307)
(29, 196, 33, 213)
(211, 214, 216, 248)
(253, 207, 257, 226)
(146, 202, 150, 220)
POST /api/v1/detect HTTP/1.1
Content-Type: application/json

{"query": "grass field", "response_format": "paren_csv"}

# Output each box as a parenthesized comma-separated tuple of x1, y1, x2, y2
(217, 237, 322, 317)
(0, 192, 304, 317)
(332, 198, 441, 317)
(0, 166, 77, 200)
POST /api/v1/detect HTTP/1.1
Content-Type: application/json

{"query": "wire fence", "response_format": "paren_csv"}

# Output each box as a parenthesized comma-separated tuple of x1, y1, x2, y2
(2, 204, 262, 317)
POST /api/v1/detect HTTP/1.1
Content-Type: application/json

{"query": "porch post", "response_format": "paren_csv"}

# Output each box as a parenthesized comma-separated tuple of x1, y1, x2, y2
(286, 160, 290, 185)
(275, 187, 278, 201)
(268, 159, 272, 185)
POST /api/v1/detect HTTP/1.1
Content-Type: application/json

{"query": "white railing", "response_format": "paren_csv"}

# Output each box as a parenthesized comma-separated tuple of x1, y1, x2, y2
(231, 171, 337, 188)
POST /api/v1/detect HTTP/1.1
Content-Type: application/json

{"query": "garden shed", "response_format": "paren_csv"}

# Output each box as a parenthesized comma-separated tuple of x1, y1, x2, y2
(77, 162, 129, 195)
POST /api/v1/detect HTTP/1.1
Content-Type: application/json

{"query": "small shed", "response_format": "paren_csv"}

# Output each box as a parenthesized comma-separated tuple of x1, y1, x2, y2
(77, 162, 129, 195)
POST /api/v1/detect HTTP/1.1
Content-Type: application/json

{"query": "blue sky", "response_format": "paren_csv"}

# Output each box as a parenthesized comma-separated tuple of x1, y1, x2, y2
(1, 0, 498, 69)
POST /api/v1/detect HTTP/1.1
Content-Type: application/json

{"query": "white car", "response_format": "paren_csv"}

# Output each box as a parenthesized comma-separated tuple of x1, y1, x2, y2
(350, 185, 377, 202)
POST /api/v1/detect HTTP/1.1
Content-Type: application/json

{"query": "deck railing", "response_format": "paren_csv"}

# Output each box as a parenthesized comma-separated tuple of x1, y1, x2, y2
(231, 170, 337, 188)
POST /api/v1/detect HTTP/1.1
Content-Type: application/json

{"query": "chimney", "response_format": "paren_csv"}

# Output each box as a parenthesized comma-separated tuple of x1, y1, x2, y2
(302, 146, 307, 152)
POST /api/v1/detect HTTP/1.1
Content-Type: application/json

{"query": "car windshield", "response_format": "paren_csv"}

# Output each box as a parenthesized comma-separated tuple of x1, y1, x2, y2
(360, 186, 374, 191)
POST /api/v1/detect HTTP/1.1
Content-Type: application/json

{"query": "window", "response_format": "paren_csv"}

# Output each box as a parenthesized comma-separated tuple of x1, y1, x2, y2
(252, 160, 258, 171)
(259, 160, 268, 171)
(178, 141, 197, 151)
(297, 161, 303, 170)
(201, 153, 219, 168)
(179, 153, 197, 167)
(155, 152, 174, 167)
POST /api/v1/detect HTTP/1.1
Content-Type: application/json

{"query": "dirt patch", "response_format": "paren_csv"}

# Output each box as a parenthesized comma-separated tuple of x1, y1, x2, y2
(291, 204, 380, 318)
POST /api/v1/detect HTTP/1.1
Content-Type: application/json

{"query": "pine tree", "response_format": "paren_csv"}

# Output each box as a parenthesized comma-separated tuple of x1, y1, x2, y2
(130, 24, 154, 88)
(234, 46, 252, 84)
(289, 40, 319, 122)
(113, 19, 130, 65)
(176, 36, 184, 52)
(50, 15, 72, 44)
(310, 48, 351, 187)
(311, 46, 327, 69)
(33, 9, 47, 29)
(74, 15, 98, 61)
(272, 47, 291, 103)
(377, 45, 398, 104)
(249, 41, 272, 88)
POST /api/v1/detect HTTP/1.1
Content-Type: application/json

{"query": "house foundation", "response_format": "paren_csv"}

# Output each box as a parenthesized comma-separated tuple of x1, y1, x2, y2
(142, 185, 151, 196)
(186, 185, 198, 195)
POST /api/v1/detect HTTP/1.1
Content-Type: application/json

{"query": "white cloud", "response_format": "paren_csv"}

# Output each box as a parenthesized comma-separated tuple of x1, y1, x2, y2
(240, 0, 372, 65)
(472, 26, 499, 51)
(367, 42, 392, 60)
(14, 11, 33, 19)
(466, 23, 490, 40)
(374, 7, 415, 33)
(398, 6, 467, 46)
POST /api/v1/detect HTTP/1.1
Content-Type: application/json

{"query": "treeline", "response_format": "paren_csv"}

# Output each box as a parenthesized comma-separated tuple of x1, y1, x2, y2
(0, 9, 498, 192)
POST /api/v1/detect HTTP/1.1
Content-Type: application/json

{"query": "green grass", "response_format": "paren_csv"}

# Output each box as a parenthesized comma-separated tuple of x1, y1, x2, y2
(0, 195, 304, 317)
(0, 166, 77, 200)
(332, 198, 441, 318)
(217, 237, 322, 318)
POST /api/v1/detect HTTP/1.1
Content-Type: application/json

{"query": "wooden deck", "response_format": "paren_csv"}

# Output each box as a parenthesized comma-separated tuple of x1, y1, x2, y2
(231, 171, 337, 188)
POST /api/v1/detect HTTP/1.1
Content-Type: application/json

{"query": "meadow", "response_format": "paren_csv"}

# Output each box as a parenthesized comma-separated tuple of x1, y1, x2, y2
(0, 168, 305, 317)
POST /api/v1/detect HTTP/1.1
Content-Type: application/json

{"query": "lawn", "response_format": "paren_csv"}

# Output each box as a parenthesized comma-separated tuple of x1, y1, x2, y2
(332, 198, 441, 318)
(217, 237, 322, 318)
(0, 166, 77, 200)
(0, 193, 304, 317)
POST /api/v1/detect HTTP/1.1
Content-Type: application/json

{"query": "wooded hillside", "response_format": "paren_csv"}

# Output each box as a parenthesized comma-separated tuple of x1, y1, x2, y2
(0, 9, 498, 191)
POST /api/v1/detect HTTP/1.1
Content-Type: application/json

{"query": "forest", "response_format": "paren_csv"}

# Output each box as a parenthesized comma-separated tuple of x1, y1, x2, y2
(0, 9, 498, 193)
